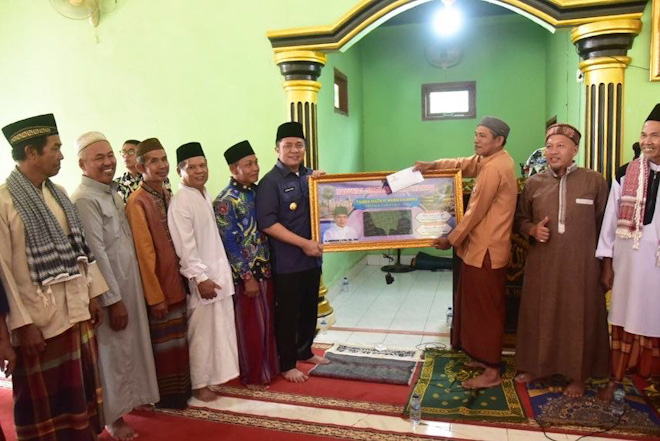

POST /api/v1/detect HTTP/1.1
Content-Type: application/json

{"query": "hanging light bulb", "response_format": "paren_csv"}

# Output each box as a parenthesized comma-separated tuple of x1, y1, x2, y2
(433, 0, 463, 36)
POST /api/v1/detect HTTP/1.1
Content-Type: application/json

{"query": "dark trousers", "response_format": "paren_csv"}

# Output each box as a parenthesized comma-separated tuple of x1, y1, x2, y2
(273, 267, 322, 372)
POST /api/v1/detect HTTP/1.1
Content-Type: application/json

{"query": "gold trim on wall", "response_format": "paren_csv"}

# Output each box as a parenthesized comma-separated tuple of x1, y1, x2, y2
(266, 0, 645, 54)
(652, 0, 660, 81)
(569, 17, 642, 41)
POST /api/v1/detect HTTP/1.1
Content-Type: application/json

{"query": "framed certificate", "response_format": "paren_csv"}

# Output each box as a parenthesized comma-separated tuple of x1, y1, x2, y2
(309, 171, 464, 252)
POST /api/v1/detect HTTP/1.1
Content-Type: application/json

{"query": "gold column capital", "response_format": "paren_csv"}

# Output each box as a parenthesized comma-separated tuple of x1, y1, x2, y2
(570, 17, 642, 43)
(282, 79, 322, 95)
(579, 55, 631, 73)
(274, 50, 327, 66)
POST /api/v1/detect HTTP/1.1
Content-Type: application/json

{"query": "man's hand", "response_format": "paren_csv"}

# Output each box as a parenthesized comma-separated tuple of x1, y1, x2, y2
(150, 301, 169, 320)
(600, 257, 614, 292)
(433, 237, 452, 250)
(243, 278, 260, 298)
(198, 279, 220, 300)
(88, 297, 103, 329)
(413, 161, 436, 173)
(530, 216, 550, 243)
(108, 300, 129, 331)
(311, 170, 326, 179)
(0, 340, 16, 376)
(16, 324, 45, 357)
(302, 239, 323, 257)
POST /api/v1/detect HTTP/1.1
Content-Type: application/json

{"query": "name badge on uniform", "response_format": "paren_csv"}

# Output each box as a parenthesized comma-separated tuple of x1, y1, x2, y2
(575, 198, 594, 205)
(289, 202, 298, 211)
(284, 187, 295, 193)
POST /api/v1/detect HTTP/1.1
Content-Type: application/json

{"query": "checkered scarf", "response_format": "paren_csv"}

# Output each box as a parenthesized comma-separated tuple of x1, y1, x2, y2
(7, 168, 95, 290)
(616, 157, 660, 266)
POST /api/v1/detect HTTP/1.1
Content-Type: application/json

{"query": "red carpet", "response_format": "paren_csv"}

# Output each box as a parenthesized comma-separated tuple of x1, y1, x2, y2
(0, 387, 450, 441)
(213, 347, 419, 416)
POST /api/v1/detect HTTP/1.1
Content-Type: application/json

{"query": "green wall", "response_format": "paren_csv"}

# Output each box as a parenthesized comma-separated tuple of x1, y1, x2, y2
(544, 29, 581, 128)
(360, 15, 548, 175)
(317, 47, 367, 283)
(624, 2, 660, 162)
(0, 0, 357, 193)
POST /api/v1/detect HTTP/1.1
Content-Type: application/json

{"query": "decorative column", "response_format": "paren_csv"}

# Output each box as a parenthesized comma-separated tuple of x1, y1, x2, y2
(274, 50, 335, 325)
(571, 19, 642, 182)
(274, 50, 326, 169)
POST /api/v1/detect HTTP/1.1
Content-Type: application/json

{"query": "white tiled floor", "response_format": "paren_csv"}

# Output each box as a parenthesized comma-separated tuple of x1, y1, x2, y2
(314, 260, 453, 349)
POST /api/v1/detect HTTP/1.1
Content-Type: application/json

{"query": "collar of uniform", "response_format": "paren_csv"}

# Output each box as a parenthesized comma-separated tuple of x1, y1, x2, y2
(275, 159, 309, 177)
(479, 148, 507, 164)
(550, 161, 578, 179)
(229, 177, 255, 192)
(81, 175, 119, 194)
(140, 180, 168, 199)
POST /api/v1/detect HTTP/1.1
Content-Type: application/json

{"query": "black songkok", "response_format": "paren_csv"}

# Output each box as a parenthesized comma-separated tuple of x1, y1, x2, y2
(176, 142, 205, 164)
(2, 114, 58, 148)
(646, 103, 660, 122)
(224, 140, 255, 165)
(276, 122, 305, 143)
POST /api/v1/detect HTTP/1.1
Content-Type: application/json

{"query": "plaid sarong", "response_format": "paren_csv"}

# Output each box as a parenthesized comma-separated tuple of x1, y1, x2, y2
(6, 168, 95, 288)
(611, 325, 660, 381)
(149, 301, 191, 409)
(12, 322, 104, 441)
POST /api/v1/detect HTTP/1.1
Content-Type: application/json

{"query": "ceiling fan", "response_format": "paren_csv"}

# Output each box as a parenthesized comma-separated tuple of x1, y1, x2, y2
(49, 0, 117, 27)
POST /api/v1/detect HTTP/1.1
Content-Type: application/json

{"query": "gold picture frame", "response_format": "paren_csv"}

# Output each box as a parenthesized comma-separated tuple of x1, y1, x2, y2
(309, 170, 464, 253)
(652, 0, 660, 81)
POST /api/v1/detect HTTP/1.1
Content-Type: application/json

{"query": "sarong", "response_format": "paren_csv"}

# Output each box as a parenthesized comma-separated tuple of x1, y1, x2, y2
(234, 279, 279, 385)
(611, 325, 660, 381)
(149, 300, 191, 409)
(12, 321, 103, 441)
(451, 251, 507, 367)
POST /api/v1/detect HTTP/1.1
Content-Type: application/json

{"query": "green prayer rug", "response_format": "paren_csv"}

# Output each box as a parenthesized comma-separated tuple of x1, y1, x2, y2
(406, 349, 526, 422)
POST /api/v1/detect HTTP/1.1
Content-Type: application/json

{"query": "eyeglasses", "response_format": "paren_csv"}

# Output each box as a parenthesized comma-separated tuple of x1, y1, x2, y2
(120, 149, 136, 156)
(280, 144, 305, 151)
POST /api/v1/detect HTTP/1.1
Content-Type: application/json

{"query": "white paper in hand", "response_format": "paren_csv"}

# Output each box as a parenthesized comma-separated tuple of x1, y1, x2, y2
(386, 167, 424, 193)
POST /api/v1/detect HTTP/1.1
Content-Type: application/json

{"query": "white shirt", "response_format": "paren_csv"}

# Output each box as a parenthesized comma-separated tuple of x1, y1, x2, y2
(596, 161, 660, 337)
(168, 184, 235, 309)
(323, 225, 359, 243)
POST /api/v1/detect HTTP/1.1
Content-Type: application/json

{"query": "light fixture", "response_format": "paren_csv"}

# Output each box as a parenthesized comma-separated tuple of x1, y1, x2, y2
(433, 0, 463, 37)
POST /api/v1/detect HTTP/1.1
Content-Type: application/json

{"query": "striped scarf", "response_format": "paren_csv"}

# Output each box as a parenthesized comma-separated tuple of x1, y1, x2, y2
(7, 168, 95, 295)
(616, 157, 660, 266)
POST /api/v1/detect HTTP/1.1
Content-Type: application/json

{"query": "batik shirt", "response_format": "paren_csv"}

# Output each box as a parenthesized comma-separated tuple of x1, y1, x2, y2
(214, 178, 271, 283)
(115, 171, 172, 203)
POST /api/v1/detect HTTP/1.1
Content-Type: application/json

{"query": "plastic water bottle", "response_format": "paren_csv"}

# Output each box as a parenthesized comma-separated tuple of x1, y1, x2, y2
(410, 393, 422, 426)
(319, 317, 328, 335)
(446, 307, 453, 328)
(341, 276, 349, 292)
(611, 387, 626, 417)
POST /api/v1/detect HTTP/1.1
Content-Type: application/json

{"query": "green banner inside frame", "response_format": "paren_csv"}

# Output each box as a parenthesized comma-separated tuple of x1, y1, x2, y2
(309, 170, 464, 252)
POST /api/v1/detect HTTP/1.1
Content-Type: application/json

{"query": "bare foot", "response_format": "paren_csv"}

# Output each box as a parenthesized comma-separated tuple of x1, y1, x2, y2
(462, 367, 501, 389)
(303, 354, 330, 365)
(597, 380, 617, 402)
(193, 387, 218, 402)
(282, 368, 308, 383)
(563, 380, 586, 398)
(106, 417, 136, 441)
(515, 372, 536, 384)
(464, 360, 487, 369)
(246, 384, 268, 391)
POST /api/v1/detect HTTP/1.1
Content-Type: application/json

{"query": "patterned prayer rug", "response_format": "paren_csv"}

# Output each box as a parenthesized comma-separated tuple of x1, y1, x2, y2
(524, 375, 660, 436)
(406, 349, 526, 423)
